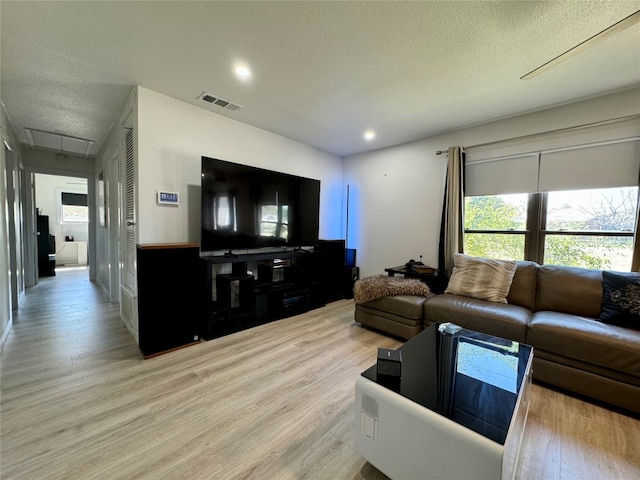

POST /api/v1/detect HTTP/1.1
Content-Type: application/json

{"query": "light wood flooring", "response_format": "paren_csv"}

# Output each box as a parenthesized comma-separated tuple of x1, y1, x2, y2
(1, 267, 639, 479)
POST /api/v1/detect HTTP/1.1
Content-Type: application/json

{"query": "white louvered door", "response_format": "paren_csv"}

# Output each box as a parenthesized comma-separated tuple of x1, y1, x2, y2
(122, 127, 137, 292)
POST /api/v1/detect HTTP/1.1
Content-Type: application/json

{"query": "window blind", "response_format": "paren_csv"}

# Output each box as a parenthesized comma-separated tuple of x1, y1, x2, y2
(61, 192, 88, 206)
(539, 140, 640, 191)
(466, 154, 539, 196)
(465, 117, 640, 196)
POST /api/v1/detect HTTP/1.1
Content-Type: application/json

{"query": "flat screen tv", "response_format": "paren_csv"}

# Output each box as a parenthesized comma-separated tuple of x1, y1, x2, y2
(201, 157, 320, 253)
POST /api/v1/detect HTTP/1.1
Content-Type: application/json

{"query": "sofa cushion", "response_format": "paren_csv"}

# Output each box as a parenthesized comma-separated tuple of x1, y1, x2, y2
(600, 271, 640, 329)
(527, 311, 640, 378)
(506, 260, 539, 310)
(535, 265, 603, 318)
(445, 253, 517, 304)
(359, 295, 427, 320)
(424, 294, 531, 343)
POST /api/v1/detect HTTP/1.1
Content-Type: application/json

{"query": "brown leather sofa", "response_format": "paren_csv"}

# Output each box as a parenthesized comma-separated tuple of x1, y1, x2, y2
(354, 295, 428, 340)
(355, 261, 640, 414)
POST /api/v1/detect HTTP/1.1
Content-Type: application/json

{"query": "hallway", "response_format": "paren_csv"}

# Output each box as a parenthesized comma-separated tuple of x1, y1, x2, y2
(3, 267, 136, 372)
(0, 268, 141, 478)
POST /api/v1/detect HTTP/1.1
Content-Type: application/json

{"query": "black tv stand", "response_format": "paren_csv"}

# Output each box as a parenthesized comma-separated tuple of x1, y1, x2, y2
(200, 249, 330, 340)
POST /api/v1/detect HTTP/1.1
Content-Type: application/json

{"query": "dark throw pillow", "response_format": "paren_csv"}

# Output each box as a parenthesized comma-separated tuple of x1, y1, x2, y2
(599, 271, 640, 329)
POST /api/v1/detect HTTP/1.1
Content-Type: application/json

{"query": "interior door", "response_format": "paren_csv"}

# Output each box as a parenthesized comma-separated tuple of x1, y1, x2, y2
(108, 151, 121, 303)
(4, 145, 21, 309)
(122, 126, 136, 292)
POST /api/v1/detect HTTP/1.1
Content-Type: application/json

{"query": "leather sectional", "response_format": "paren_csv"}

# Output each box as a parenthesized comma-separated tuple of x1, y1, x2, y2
(354, 261, 640, 414)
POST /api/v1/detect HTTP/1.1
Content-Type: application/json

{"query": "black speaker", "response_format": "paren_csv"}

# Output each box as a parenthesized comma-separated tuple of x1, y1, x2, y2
(316, 239, 345, 263)
(345, 248, 357, 268)
(137, 243, 205, 357)
(316, 239, 346, 302)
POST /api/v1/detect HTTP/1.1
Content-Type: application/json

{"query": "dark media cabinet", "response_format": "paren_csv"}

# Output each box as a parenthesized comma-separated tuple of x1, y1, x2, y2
(201, 247, 334, 340)
(136, 241, 356, 355)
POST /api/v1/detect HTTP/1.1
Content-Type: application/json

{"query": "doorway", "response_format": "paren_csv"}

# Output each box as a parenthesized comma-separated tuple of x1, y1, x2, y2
(34, 174, 90, 276)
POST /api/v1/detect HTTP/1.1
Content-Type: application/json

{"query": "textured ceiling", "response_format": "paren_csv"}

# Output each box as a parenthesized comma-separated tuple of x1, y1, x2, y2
(2, 1, 639, 158)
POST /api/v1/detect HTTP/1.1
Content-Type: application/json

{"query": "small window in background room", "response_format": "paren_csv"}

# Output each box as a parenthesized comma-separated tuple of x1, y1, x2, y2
(464, 193, 528, 261)
(61, 192, 88, 223)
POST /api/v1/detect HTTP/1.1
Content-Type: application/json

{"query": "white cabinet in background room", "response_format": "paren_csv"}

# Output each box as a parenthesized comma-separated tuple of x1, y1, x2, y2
(56, 241, 87, 266)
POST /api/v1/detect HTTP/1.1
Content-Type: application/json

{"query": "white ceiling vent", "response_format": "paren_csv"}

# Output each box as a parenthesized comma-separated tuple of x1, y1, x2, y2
(24, 128, 94, 157)
(198, 92, 242, 112)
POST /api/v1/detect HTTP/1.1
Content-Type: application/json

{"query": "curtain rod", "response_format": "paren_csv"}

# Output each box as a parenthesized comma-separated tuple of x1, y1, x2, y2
(435, 114, 640, 155)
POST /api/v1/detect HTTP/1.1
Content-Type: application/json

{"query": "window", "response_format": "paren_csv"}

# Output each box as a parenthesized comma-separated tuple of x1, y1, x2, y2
(61, 192, 88, 223)
(464, 194, 527, 261)
(61, 205, 88, 223)
(464, 187, 638, 270)
(543, 187, 636, 270)
(463, 125, 640, 270)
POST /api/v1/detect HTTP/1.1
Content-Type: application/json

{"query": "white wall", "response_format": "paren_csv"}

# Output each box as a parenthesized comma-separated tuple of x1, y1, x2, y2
(344, 87, 640, 278)
(343, 141, 446, 276)
(136, 86, 344, 245)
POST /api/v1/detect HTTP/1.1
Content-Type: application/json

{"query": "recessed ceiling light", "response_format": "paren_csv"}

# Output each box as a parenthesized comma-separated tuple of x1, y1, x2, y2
(364, 130, 376, 141)
(234, 63, 252, 80)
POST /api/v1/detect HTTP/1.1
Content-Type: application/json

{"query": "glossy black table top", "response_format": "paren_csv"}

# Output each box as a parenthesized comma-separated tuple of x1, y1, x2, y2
(361, 323, 532, 445)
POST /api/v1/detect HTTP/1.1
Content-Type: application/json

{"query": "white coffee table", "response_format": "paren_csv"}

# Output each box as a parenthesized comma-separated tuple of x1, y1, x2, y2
(354, 323, 533, 480)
